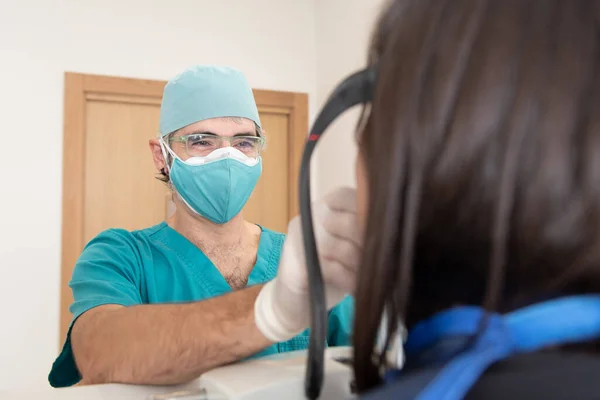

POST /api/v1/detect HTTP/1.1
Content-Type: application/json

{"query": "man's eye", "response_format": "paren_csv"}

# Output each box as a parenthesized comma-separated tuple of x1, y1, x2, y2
(190, 140, 213, 147)
(236, 140, 252, 148)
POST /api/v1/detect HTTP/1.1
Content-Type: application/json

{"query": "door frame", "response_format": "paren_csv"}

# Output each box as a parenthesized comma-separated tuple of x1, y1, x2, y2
(60, 72, 309, 345)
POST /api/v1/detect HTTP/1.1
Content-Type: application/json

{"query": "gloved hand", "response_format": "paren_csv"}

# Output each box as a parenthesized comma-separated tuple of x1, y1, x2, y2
(254, 187, 363, 342)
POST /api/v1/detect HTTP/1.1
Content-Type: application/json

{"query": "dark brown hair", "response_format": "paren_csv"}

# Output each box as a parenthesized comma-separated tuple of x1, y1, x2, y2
(353, 0, 600, 392)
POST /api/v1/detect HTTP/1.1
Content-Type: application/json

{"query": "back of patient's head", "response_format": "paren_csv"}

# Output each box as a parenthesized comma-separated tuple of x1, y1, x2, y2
(353, 0, 600, 391)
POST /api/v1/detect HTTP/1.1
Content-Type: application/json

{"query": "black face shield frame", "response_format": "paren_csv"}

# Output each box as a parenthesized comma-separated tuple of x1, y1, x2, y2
(298, 65, 377, 400)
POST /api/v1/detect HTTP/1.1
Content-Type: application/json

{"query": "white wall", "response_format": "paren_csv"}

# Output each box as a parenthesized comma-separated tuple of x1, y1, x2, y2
(0, 0, 317, 390)
(313, 0, 387, 194)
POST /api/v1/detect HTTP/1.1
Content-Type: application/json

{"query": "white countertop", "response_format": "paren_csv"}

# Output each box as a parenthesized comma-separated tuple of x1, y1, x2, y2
(0, 347, 355, 400)
(0, 383, 201, 400)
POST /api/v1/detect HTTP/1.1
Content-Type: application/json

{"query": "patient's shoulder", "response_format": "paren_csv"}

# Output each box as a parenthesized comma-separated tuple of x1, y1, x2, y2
(468, 351, 600, 399)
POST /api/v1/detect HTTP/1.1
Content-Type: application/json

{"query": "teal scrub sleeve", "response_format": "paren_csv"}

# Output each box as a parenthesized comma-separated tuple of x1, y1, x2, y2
(48, 229, 144, 388)
(327, 296, 355, 346)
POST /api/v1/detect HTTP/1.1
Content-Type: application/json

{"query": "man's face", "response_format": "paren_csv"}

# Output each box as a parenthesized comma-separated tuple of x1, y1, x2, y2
(148, 117, 260, 179)
(169, 117, 258, 161)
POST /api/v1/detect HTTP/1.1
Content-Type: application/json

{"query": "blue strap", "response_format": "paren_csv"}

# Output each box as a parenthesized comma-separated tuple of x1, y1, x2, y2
(507, 296, 600, 352)
(397, 295, 600, 400)
(414, 314, 511, 400)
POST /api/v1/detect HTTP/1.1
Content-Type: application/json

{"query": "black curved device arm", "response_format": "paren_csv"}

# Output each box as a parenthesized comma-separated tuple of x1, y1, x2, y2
(298, 65, 377, 400)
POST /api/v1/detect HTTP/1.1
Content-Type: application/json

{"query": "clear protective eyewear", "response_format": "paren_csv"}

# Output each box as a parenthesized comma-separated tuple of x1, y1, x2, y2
(168, 134, 265, 158)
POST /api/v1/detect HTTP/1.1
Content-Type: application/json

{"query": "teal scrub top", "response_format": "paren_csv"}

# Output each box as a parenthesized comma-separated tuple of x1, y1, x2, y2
(48, 222, 354, 388)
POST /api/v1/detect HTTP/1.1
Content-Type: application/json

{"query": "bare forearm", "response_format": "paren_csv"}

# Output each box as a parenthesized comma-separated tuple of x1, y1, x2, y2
(72, 284, 271, 385)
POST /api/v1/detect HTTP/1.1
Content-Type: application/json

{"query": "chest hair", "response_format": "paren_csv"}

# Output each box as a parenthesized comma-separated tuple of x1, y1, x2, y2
(200, 241, 258, 291)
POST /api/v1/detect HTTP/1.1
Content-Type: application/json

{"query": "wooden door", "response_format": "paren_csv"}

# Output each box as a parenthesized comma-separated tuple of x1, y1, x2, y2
(60, 72, 308, 344)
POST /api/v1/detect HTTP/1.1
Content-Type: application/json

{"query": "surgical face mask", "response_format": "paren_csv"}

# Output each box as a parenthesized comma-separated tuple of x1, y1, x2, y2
(161, 141, 262, 224)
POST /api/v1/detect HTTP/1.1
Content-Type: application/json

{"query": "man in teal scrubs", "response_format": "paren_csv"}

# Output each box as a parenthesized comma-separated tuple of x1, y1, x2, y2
(48, 65, 355, 388)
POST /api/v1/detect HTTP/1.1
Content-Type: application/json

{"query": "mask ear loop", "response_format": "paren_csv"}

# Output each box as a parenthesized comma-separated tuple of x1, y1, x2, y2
(159, 135, 199, 217)
(158, 135, 178, 176)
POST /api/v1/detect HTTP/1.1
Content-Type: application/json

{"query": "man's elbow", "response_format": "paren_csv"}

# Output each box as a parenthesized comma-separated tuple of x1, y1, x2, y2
(75, 350, 147, 385)
(78, 367, 111, 385)
(71, 317, 122, 384)
(73, 341, 188, 386)
(72, 334, 124, 385)
(73, 350, 113, 385)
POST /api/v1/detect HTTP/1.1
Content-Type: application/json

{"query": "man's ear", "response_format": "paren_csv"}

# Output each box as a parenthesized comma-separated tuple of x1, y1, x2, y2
(149, 138, 167, 173)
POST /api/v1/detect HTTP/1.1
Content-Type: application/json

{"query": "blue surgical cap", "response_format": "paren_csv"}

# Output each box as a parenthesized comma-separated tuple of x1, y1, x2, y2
(159, 65, 261, 136)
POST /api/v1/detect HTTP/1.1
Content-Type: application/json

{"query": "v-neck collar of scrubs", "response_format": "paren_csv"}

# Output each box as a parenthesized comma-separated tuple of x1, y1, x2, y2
(156, 222, 277, 295)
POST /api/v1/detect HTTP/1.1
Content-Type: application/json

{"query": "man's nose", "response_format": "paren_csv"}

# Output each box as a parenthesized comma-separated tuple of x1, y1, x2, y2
(220, 138, 233, 148)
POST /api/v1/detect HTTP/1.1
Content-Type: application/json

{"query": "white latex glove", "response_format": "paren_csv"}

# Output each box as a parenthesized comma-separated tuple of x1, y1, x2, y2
(254, 187, 363, 342)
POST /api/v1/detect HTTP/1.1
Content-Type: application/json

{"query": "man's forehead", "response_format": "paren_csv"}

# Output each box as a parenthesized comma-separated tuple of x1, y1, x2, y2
(175, 117, 256, 137)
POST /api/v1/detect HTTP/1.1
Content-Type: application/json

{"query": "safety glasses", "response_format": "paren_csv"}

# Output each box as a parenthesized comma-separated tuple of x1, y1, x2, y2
(168, 134, 265, 158)
(299, 65, 377, 400)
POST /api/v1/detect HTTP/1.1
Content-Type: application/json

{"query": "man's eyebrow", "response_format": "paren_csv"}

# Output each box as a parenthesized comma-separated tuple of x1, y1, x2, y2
(182, 131, 257, 137)
(182, 131, 217, 136)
